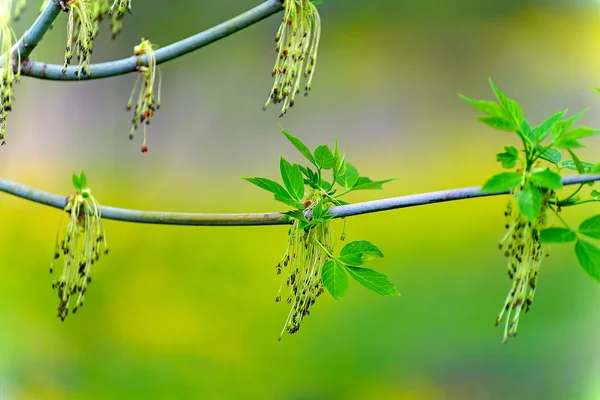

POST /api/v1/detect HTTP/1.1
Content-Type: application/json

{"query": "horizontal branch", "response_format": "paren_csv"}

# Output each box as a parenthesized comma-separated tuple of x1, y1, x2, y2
(1, 175, 598, 226)
(20, 0, 284, 80)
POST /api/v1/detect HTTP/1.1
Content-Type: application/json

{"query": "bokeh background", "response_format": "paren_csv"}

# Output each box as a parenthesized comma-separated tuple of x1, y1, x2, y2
(1, 0, 600, 399)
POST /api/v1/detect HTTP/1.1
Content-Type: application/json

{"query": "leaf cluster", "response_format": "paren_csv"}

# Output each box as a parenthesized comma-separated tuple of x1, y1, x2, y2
(462, 79, 600, 284)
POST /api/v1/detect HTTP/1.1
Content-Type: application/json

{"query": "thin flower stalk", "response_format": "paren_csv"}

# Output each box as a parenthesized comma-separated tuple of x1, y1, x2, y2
(63, 0, 94, 78)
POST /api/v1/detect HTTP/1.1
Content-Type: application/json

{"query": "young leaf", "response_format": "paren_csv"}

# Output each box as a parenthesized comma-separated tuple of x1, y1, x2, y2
(593, 164, 600, 174)
(321, 259, 348, 300)
(539, 227, 576, 244)
(279, 124, 317, 166)
(283, 209, 309, 223)
(489, 79, 524, 129)
(520, 119, 535, 144)
(352, 177, 395, 191)
(534, 110, 567, 141)
(578, 215, 600, 240)
(79, 170, 87, 188)
(530, 169, 563, 190)
(338, 240, 384, 266)
(345, 266, 400, 296)
(575, 240, 600, 282)
(496, 146, 519, 169)
(314, 144, 336, 170)
(72, 173, 82, 190)
(459, 94, 504, 116)
(592, 190, 600, 200)
(333, 138, 346, 177)
(567, 150, 585, 174)
(336, 164, 360, 190)
(280, 157, 304, 202)
(551, 108, 587, 140)
(535, 146, 562, 166)
(481, 172, 522, 193)
(477, 115, 516, 132)
(518, 183, 542, 222)
(561, 160, 595, 173)
(243, 177, 302, 208)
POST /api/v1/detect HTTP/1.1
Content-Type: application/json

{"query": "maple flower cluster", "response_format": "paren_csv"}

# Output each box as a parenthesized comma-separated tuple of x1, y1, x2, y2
(51, 183, 108, 321)
(496, 184, 551, 343)
(126, 38, 161, 153)
(264, 0, 321, 117)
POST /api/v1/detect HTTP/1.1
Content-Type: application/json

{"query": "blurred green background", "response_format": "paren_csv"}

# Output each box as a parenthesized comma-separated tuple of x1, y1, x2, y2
(1, 0, 600, 399)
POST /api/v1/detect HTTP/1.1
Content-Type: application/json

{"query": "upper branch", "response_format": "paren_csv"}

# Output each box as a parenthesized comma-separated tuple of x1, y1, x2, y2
(13, 0, 62, 62)
(1, 175, 598, 226)
(20, 0, 284, 80)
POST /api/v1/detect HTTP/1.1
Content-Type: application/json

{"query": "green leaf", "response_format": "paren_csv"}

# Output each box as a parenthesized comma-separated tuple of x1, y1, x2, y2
(561, 160, 595, 173)
(283, 209, 309, 223)
(279, 124, 316, 166)
(321, 259, 348, 300)
(338, 240, 384, 266)
(336, 164, 360, 190)
(481, 172, 522, 193)
(280, 157, 304, 202)
(72, 173, 82, 190)
(530, 169, 563, 190)
(496, 146, 519, 169)
(243, 177, 302, 208)
(535, 146, 562, 166)
(567, 150, 585, 174)
(459, 94, 504, 115)
(333, 138, 346, 177)
(477, 115, 516, 132)
(79, 170, 87, 188)
(518, 183, 542, 222)
(489, 79, 524, 129)
(539, 227, 576, 243)
(520, 119, 535, 144)
(314, 145, 336, 170)
(561, 126, 600, 141)
(345, 266, 400, 296)
(592, 164, 600, 174)
(352, 177, 395, 191)
(579, 215, 600, 240)
(575, 239, 600, 282)
(533, 110, 567, 142)
(592, 190, 600, 200)
(551, 109, 587, 140)
(555, 137, 585, 150)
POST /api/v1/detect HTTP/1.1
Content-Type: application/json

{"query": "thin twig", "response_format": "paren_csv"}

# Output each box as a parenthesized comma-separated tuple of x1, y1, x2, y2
(1, 175, 598, 226)
(20, 0, 284, 80)
(14, 0, 63, 62)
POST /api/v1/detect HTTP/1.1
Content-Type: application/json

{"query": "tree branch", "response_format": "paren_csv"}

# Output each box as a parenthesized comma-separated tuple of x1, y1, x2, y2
(20, 0, 284, 80)
(1, 175, 598, 226)
(15, 0, 63, 62)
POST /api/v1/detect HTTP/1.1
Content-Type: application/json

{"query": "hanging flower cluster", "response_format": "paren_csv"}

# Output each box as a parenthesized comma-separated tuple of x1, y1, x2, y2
(62, 0, 94, 78)
(107, 0, 130, 38)
(0, 0, 19, 145)
(275, 205, 331, 340)
(264, 0, 321, 117)
(126, 38, 161, 153)
(51, 171, 109, 321)
(495, 184, 551, 343)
